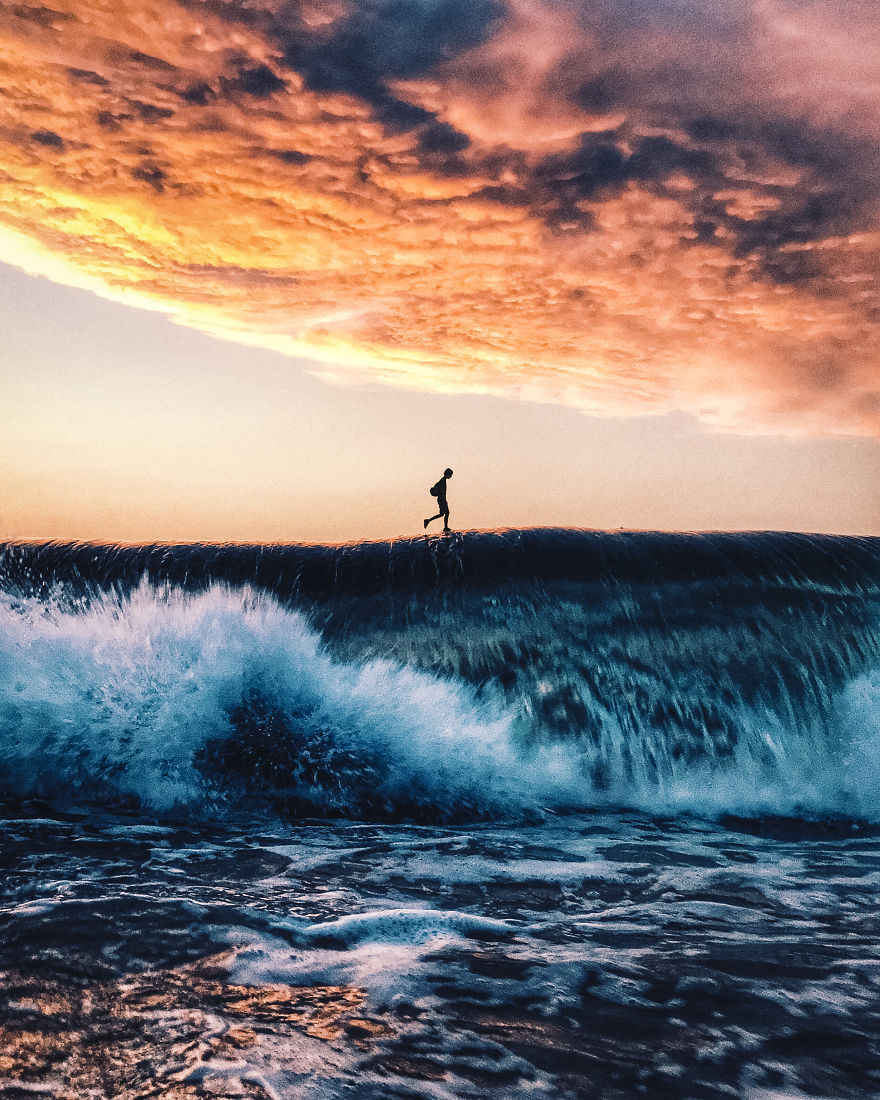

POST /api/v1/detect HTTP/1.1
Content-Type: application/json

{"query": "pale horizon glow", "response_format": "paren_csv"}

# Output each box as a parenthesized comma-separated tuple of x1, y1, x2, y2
(1, 265, 878, 542)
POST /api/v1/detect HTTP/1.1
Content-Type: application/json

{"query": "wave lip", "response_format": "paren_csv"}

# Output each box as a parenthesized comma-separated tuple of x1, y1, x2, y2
(2, 529, 880, 601)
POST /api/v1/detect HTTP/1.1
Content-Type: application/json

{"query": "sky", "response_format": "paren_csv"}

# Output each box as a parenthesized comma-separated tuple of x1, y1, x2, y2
(1, 0, 879, 541)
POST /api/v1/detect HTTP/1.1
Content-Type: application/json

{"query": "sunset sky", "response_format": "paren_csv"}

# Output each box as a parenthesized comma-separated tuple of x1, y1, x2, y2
(1, 0, 879, 540)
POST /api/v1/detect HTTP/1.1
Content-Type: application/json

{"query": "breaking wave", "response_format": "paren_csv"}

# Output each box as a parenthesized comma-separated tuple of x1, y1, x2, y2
(1, 531, 879, 823)
(0, 585, 584, 821)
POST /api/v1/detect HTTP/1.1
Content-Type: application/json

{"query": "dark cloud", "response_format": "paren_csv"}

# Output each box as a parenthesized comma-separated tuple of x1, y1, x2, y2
(626, 135, 716, 181)
(280, 0, 501, 86)
(11, 4, 74, 26)
(575, 68, 630, 113)
(539, 132, 720, 200)
(96, 110, 130, 131)
(521, 112, 871, 269)
(691, 115, 865, 185)
(418, 122, 470, 155)
(691, 217, 719, 244)
(31, 129, 65, 149)
(759, 247, 825, 286)
(125, 49, 175, 72)
(575, 142, 628, 189)
(181, 83, 214, 106)
(267, 148, 312, 165)
(505, 2, 880, 283)
(274, 0, 500, 133)
(129, 101, 175, 123)
(728, 189, 864, 288)
(529, 133, 720, 231)
(543, 203, 597, 234)
(66, 67, 110, 87)
(536, 138, 624, 201)
(131, 163, 167, 192)
(368, 96, 434, 134)
(220, 64, 287, 99)
(679, 116, 878, 283)
(472, 184, 532, 208)
(755, 192, 858, 249)
(760, 120, 849, 173)
(686, 115, 742, 144)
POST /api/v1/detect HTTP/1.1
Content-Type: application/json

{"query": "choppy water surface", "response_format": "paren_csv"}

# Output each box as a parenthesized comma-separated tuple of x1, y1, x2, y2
(1, 531, 880, 1098)
(3, 811, 880, 1099)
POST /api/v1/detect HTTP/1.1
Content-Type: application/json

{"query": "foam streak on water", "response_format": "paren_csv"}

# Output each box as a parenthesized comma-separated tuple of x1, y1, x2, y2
(2, 813, 880, 1099)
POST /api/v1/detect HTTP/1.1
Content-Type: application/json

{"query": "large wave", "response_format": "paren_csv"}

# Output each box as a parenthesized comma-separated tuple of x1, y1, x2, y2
(1, 543, 879, 822)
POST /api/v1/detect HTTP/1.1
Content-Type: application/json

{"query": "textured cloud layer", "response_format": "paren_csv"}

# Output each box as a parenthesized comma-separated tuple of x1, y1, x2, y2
(2, 0, 879, 433)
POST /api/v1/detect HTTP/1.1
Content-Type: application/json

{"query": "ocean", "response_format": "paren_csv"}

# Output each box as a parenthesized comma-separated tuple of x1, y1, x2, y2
(1, 529, 879, 1099)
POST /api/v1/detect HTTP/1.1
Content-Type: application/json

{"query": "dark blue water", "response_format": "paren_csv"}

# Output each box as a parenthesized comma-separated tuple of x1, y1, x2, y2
(1, 530, 879, 1098)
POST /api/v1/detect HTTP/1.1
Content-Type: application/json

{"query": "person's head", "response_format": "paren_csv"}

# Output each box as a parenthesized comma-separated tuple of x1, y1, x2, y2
(444, 468, 453, 478)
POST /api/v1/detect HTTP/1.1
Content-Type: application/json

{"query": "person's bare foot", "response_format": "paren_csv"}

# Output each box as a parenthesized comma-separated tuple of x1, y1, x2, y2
(423, 519, 429, 529)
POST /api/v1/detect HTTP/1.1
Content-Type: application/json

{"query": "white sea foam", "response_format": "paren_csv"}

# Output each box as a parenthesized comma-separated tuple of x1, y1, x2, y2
(0, 584, 581, 818)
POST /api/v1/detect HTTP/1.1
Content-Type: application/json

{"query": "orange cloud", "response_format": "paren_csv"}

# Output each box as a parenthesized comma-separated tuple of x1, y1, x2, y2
(1, 0, 879, 436)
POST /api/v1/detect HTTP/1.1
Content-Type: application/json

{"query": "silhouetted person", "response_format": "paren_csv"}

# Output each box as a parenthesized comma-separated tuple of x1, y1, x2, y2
(424, 468, 453, 532)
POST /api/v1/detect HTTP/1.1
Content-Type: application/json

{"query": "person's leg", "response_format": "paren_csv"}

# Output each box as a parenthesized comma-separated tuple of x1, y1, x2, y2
(424, 512, 442, 528)
(442, 504, 450, 531)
